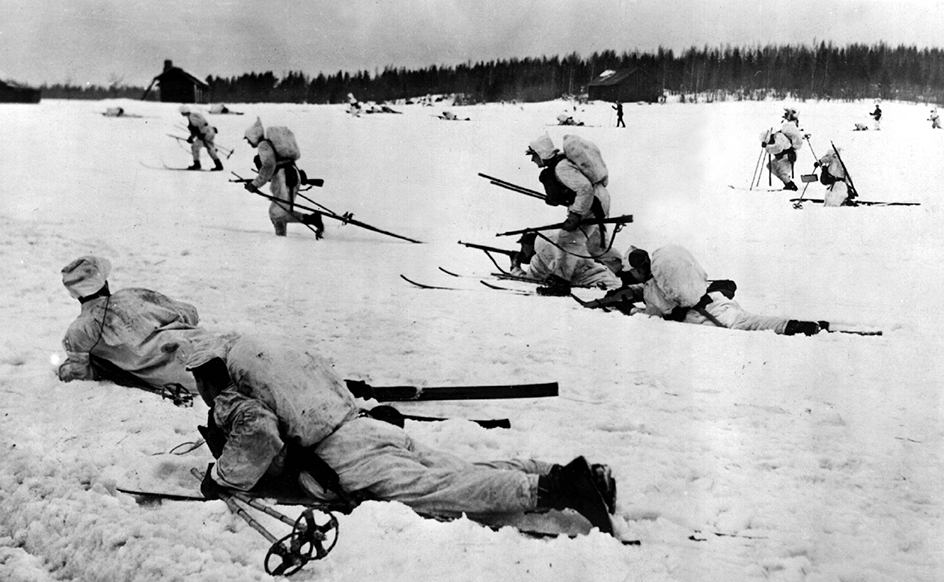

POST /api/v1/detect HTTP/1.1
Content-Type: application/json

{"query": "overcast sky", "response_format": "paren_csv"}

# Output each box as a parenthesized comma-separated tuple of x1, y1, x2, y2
(2, 0, 943, 87)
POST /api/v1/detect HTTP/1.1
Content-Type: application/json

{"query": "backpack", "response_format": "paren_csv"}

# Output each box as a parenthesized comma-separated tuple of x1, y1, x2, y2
(650, 245, 709, 308)
(264, 126, 301, 161)
(562, 134, 608, 186)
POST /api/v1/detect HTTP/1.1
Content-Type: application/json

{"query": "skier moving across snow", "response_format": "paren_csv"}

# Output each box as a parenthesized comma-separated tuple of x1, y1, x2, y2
(526, 133, 624, 296)
(179, 106, 223, 171)
(243, 117, 324, 238)
(181, 331, 618, 533)
(760, 107, 805, 191)
(57, 256, 205, 393)
(814, 145, 857, 207)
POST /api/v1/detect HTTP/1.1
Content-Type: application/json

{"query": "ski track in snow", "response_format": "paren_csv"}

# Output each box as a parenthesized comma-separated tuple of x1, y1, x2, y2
(1, 98, 943, 581)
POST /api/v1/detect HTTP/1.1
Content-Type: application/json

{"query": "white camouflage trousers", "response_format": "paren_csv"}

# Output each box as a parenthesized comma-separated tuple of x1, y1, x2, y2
(314, 416, 549, 516)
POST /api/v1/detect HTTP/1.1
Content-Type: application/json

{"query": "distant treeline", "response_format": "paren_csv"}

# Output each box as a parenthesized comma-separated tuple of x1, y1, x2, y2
(37, 42, 944, 104)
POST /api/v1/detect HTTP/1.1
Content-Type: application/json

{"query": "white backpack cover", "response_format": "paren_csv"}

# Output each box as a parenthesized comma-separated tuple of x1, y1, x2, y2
(650, 245, 709, 308)
(264, 126, 301, 161)
(562, 134, 608, 186)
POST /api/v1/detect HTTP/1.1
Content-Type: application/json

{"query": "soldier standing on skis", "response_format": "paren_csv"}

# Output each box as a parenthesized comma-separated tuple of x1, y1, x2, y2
(181, 331, 618, 533)
(57, 256, 205, 393)
(243, 118, 324, 238)
(760, 108, 805, 191)
(814, 145, 857, 207)
(930, 107, 941, 129)
(179, 106, 223, 171)
(526, 133, 624, 295)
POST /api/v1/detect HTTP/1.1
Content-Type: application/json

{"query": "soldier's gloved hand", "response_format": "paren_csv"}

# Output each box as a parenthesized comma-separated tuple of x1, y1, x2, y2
(562, 212, 581, 231)
(201, 463, 226, 500)
(813, 161, 821, 168)
(243, 182, 259, 194)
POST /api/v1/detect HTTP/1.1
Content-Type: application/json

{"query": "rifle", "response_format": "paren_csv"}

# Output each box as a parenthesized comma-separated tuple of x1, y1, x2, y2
(89, 354, 194, 407)
(496, 214, 633, 238)
(830, 141, 860, 201)
(237, 171, 325, 189)
(458, 240, 518, 258)
(231, 173, 423, 244)
(477, 173, 546, 200)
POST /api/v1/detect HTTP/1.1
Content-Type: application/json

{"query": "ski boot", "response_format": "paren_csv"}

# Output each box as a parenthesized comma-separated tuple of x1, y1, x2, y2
(302, 212, 325, 240)
(212, 159, 224, 172)
(783, 181, 798, 191)
(537, 456, 613, 533)
(783, 320, 822, 336)
(187, 160, 202, 171)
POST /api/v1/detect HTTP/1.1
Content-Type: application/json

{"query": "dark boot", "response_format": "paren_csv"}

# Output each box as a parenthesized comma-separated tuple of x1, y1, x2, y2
(536, 275, 572, 297)
(783, 320, 821, 336)
(187, 160, 202, 171)
(273, 221, 287, 237)
(212, 159, 224, 172)
(537, 457, 613, 533)
(302, 212, 325, 239)
(783, 181, 798, 191)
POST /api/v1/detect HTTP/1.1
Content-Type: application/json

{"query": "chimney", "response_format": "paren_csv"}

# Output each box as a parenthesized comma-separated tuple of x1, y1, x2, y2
(164, 60, 173, 71)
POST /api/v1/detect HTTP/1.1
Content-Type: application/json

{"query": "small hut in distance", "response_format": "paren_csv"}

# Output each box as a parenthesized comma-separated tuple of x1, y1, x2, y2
(142, 60, 208, 103)
(0, 79, 41, 103)
(587, 68, 662, 104)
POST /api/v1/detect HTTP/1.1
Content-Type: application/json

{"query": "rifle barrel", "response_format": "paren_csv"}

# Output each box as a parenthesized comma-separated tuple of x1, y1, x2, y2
(458, 240, 518, 257)
(496, 214, 634, 237)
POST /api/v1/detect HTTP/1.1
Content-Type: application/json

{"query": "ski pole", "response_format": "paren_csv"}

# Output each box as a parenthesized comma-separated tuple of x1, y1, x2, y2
(478, 173, 546, 200)
(189, 468, 340, 577)
(234, 174, 423, 244)
(750, 145, 765, 190)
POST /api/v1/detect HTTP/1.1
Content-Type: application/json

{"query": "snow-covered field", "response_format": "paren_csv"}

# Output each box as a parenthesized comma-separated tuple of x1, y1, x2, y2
(1, 96, 943, 582)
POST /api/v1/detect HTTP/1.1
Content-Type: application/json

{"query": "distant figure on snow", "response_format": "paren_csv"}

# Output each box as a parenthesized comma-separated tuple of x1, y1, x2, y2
(182, 331, 617, 533)
(612, 102, 625, 128)
(440, 110, 470, 121)
(347, 93, 363, 117)
(209, 104, 242, 115)
(814, 145, 857, 207)
(179, 106, 223, 171)
(581, 245, 827, 336)
(57, 256, 205, 395)
(103, 106, 125, 117)
(526, 133, 624, 296)
(870, 103, 882, 131)
(556, 113, 584, 126)
(760, 107, 805, 191)
(929, 107, 941, 129)
(243, 117, 324, 238)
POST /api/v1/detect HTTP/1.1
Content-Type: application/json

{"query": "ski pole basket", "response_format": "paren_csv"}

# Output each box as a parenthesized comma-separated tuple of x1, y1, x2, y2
(190, 468, 340, 577)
